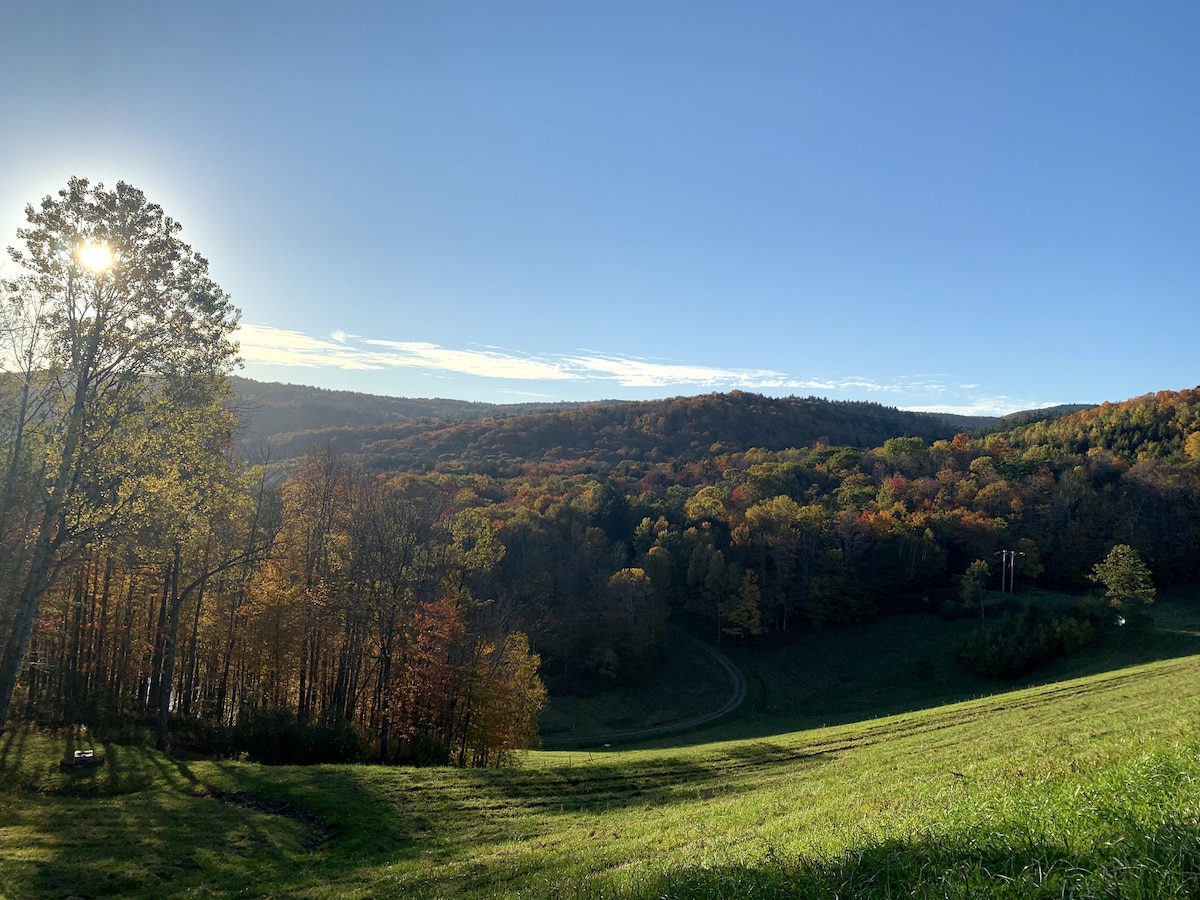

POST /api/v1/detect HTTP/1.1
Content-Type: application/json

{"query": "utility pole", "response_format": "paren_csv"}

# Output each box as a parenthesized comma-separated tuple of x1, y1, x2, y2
(1009, 550, 1025, 593)
(994, 550, 1025, 594)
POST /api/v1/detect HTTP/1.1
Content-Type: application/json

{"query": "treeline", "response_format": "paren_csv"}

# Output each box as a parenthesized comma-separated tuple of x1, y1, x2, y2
(18, 366, 1192, 737)
(19, 447, 544, 765)
(0, 179, 545, 766)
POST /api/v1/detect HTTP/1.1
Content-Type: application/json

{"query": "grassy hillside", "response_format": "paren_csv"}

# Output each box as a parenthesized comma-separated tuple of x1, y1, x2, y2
(3, 596, 1199, 898)
(542, 590, 1200, 748)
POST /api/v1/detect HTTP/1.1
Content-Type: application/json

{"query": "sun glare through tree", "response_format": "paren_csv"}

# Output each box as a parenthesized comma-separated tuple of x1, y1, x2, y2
(77, 243, 112, 272)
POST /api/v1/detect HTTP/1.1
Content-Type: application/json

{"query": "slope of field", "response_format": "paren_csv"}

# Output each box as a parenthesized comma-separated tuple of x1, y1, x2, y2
(539, 627, 746, 746)
(3, 601, 1200, 898)
(543, 591, 1200, 750)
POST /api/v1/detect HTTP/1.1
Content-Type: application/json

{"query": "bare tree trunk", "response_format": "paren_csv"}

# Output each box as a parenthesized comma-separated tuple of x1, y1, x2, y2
(89, 557, 114, 707)
(155, 544, 183, 751)
(0, 530, 60, 727)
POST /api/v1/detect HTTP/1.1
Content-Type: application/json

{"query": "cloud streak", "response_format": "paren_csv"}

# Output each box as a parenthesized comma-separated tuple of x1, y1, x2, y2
(238, 323, 825, 391)
(361, 339, 573, 381)
(236, 323, 1040, 414)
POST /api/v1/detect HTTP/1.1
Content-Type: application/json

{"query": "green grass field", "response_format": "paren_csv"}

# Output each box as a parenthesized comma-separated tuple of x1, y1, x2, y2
(3, 594, 1200, 898)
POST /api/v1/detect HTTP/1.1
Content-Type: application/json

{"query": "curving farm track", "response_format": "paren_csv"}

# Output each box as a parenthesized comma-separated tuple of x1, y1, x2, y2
(553, 628, 748, 747)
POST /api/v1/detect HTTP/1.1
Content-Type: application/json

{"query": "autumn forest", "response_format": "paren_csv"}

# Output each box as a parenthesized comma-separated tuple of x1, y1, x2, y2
(3, 180, 1199, 769)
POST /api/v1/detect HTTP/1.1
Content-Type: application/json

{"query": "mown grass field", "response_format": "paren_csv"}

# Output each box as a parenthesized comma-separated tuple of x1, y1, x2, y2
(3, 595, 1199, 898)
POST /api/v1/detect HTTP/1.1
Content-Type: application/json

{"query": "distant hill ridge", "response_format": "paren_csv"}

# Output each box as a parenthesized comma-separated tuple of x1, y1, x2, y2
(230, 377, 1095, 471)
(229, 376, 600, 449)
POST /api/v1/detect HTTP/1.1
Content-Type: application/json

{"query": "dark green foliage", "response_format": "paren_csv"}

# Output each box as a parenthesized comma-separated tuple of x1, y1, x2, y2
(168, 712, 366, 764)
(913, 653, 934, 681)
(956, 602, 1101, 679)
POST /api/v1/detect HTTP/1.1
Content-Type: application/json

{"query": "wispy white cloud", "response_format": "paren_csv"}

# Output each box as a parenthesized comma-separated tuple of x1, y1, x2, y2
(235, 323, 1047, 414)
(361, 339, 573, 381)
(561, 353, 793, 389)
(237, 324, 385, 371)
(238, 325, 572, 379)
(240, 323, 804, 388)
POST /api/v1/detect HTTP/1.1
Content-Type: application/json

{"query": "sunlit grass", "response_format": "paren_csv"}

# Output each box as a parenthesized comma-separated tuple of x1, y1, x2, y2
(2, 603, 1200, 897)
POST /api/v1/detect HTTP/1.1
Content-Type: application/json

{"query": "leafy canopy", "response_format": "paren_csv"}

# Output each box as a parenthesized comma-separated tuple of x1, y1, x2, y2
(1088, 544, 1156, 611)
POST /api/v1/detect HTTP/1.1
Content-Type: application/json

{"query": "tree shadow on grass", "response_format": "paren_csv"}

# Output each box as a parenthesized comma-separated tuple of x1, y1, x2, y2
(0, 725, 31, 786)
(447, 745, 834, 820)
(5, 784, 319, 899)
(0, 740, 401, 899)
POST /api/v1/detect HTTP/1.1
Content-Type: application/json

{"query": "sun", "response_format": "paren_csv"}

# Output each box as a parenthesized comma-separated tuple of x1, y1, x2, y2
(79, 243, 113, 271)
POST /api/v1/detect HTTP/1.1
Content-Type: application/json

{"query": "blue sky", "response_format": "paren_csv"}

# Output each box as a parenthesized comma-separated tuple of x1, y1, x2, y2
(2, 2, 1197, 415)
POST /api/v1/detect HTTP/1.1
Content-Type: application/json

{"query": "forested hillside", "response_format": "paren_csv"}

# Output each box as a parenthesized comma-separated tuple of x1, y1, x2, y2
(237, 382, 1010, 472)
(225, 379, 1197, 703)
(417, 388, 1193, 693)
(230, 376, 594, 453)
